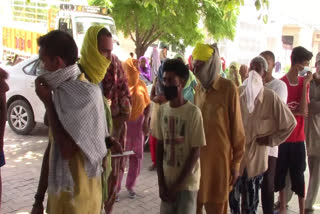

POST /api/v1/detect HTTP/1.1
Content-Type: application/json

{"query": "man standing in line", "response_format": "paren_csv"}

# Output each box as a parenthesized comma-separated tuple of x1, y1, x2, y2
(35, 30, 109, 213)
(155, 59, 206, 214)
(304, 52, 320, 213)
(260, 51, 289, 214)
(275, 46, 313, 214)
(192, 43, 246, 214)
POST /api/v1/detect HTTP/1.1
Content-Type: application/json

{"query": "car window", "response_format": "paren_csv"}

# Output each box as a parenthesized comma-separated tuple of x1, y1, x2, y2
(23, 59, 40, 76)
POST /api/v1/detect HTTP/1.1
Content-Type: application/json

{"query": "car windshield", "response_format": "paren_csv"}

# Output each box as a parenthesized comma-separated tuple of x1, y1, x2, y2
(75, 16, 117, 50)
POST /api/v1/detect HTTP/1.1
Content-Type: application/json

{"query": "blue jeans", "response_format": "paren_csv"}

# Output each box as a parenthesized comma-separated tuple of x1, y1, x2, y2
(229, 170, 263, 214)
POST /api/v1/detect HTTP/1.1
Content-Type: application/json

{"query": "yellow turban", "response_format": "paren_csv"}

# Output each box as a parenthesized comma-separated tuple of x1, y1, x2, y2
(192, 43, 214, 62)
(79, 25, 111, 84)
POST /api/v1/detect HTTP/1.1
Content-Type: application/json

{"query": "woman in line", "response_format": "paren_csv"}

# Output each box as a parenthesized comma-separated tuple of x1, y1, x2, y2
(117, 58, 151, 199)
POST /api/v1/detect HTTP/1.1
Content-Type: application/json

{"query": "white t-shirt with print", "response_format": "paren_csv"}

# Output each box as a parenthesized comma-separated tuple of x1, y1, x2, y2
(154, 101, 206, 191)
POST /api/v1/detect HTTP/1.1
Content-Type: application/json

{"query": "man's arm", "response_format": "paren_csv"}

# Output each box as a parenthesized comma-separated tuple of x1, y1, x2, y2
(268, 95, 297, 147)
(156, 140, 168, 201)
(35, 77, 78, 160)
(296, 72, 312, 116)
(143, 104, 151, 135)
(171, 147, 200, 189)
(0, 92, 7, 149)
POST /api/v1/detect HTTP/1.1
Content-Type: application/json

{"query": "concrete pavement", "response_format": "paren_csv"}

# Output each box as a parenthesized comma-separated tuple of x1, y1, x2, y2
(1, 124, 319, 214)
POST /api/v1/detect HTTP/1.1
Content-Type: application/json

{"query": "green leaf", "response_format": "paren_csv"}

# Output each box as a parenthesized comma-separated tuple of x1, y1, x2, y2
(255, 0, 261, 10)
(263, 14, 268, 24)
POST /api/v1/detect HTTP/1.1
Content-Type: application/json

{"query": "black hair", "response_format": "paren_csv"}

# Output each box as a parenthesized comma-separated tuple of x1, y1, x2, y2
(291, 46, 313, 66)
(37, 30, 78, 66)
(260, 50, 275, 62)
(97, 27, 112, 40)
(130, 52, 134, 57)
(163, 59, 189, 82)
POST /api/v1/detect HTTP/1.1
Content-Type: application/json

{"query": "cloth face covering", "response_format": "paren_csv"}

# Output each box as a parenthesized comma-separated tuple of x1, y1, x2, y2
(79, 25, 111, 84)
(241, 70, 264, 113)
(42, 64, 108, 196)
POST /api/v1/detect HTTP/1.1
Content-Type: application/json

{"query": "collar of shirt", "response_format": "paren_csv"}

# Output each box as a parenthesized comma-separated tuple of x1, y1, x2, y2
(199, 75, 222, 93)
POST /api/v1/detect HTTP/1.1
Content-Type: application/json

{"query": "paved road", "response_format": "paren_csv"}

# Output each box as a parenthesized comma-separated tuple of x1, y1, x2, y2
(1, 124, 319, 214)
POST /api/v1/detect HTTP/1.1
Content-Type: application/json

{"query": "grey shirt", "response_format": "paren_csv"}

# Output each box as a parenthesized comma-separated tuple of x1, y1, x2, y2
(305, 79, 320, 157)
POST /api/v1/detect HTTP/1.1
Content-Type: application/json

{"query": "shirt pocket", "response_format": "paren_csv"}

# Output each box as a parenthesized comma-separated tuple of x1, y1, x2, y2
(256, 118, 274, 137)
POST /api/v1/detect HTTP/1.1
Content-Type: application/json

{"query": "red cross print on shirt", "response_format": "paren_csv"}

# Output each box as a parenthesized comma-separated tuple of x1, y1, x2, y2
(166, 116, 184, 166)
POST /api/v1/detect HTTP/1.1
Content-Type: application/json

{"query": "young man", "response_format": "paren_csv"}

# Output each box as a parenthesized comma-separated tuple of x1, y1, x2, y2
(229, 56, 296, 214)
(192, 43, 245, 214)
(34, 30, 109, 213)
(260, 51, 288, 214)
(155, 59, 206, 214)
(305, 52, 320, 212)
(275, 46, 313, 214)
(31, 28, 122, 214)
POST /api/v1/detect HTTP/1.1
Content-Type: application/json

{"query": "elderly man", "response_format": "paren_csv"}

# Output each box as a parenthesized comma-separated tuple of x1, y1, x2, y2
(229, 56, 296, 214)
(305, 52, 320, 212)
(192, 43, 246, 214)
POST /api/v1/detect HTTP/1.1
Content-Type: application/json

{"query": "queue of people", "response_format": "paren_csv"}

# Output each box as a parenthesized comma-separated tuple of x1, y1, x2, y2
(0, 26, 318, 214)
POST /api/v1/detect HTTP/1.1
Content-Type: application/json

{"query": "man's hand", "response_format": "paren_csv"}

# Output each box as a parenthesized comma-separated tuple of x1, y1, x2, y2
(31, 202, 44, 214)
(159, 183, 169, 202)
(35, 77, 53, 107)
(143, 118, 150, 136)
(110, 138, 123, 154)
(153, 95, 166, 104)
(256, 136, 269, 146)
(230, 169, 240, 186)
(304, 71, 313, 85)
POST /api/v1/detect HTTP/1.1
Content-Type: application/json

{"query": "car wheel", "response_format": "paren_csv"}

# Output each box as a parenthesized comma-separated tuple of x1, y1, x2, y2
(7, 100, 35, 135)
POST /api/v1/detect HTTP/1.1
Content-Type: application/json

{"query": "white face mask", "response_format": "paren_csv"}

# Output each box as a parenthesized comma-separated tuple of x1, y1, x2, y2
(38, 61, 52, 76)
(299, 66, 311, 76)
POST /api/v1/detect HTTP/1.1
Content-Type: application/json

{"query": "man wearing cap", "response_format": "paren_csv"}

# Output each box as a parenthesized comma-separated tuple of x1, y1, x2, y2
(304, 52, 320, 212)
(192, 43, 246, 214)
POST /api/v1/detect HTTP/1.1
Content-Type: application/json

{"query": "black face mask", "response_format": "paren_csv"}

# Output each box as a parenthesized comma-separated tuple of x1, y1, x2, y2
(163, 86, 178, 100)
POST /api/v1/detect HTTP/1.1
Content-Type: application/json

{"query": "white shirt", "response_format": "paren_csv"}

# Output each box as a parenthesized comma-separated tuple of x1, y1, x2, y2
(265, 78, 288, 157)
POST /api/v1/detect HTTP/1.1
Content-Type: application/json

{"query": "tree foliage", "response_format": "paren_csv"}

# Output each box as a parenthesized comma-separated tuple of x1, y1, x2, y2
(89, 0, 268, 57)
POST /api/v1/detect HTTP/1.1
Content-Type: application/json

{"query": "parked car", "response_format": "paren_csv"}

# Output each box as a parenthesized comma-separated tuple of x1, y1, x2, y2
(5, 56, 45, 135)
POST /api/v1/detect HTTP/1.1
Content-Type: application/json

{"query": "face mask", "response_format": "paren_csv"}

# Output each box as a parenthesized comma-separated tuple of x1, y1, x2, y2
(163, 86, 178, 100)
(38, 61, 51, 76)
(298, 66, 311, 76)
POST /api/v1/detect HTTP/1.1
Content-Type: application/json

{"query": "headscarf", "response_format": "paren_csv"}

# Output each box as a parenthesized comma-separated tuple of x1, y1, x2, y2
(192, 44, 221, 89)
(138, 56, 151, 82)
(123, 58, 151, 121)
(79, 25, 111, 84)
(192, 43, 214, 62)
(151, 47, 161, 79)
(241, 70, 264, 113)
